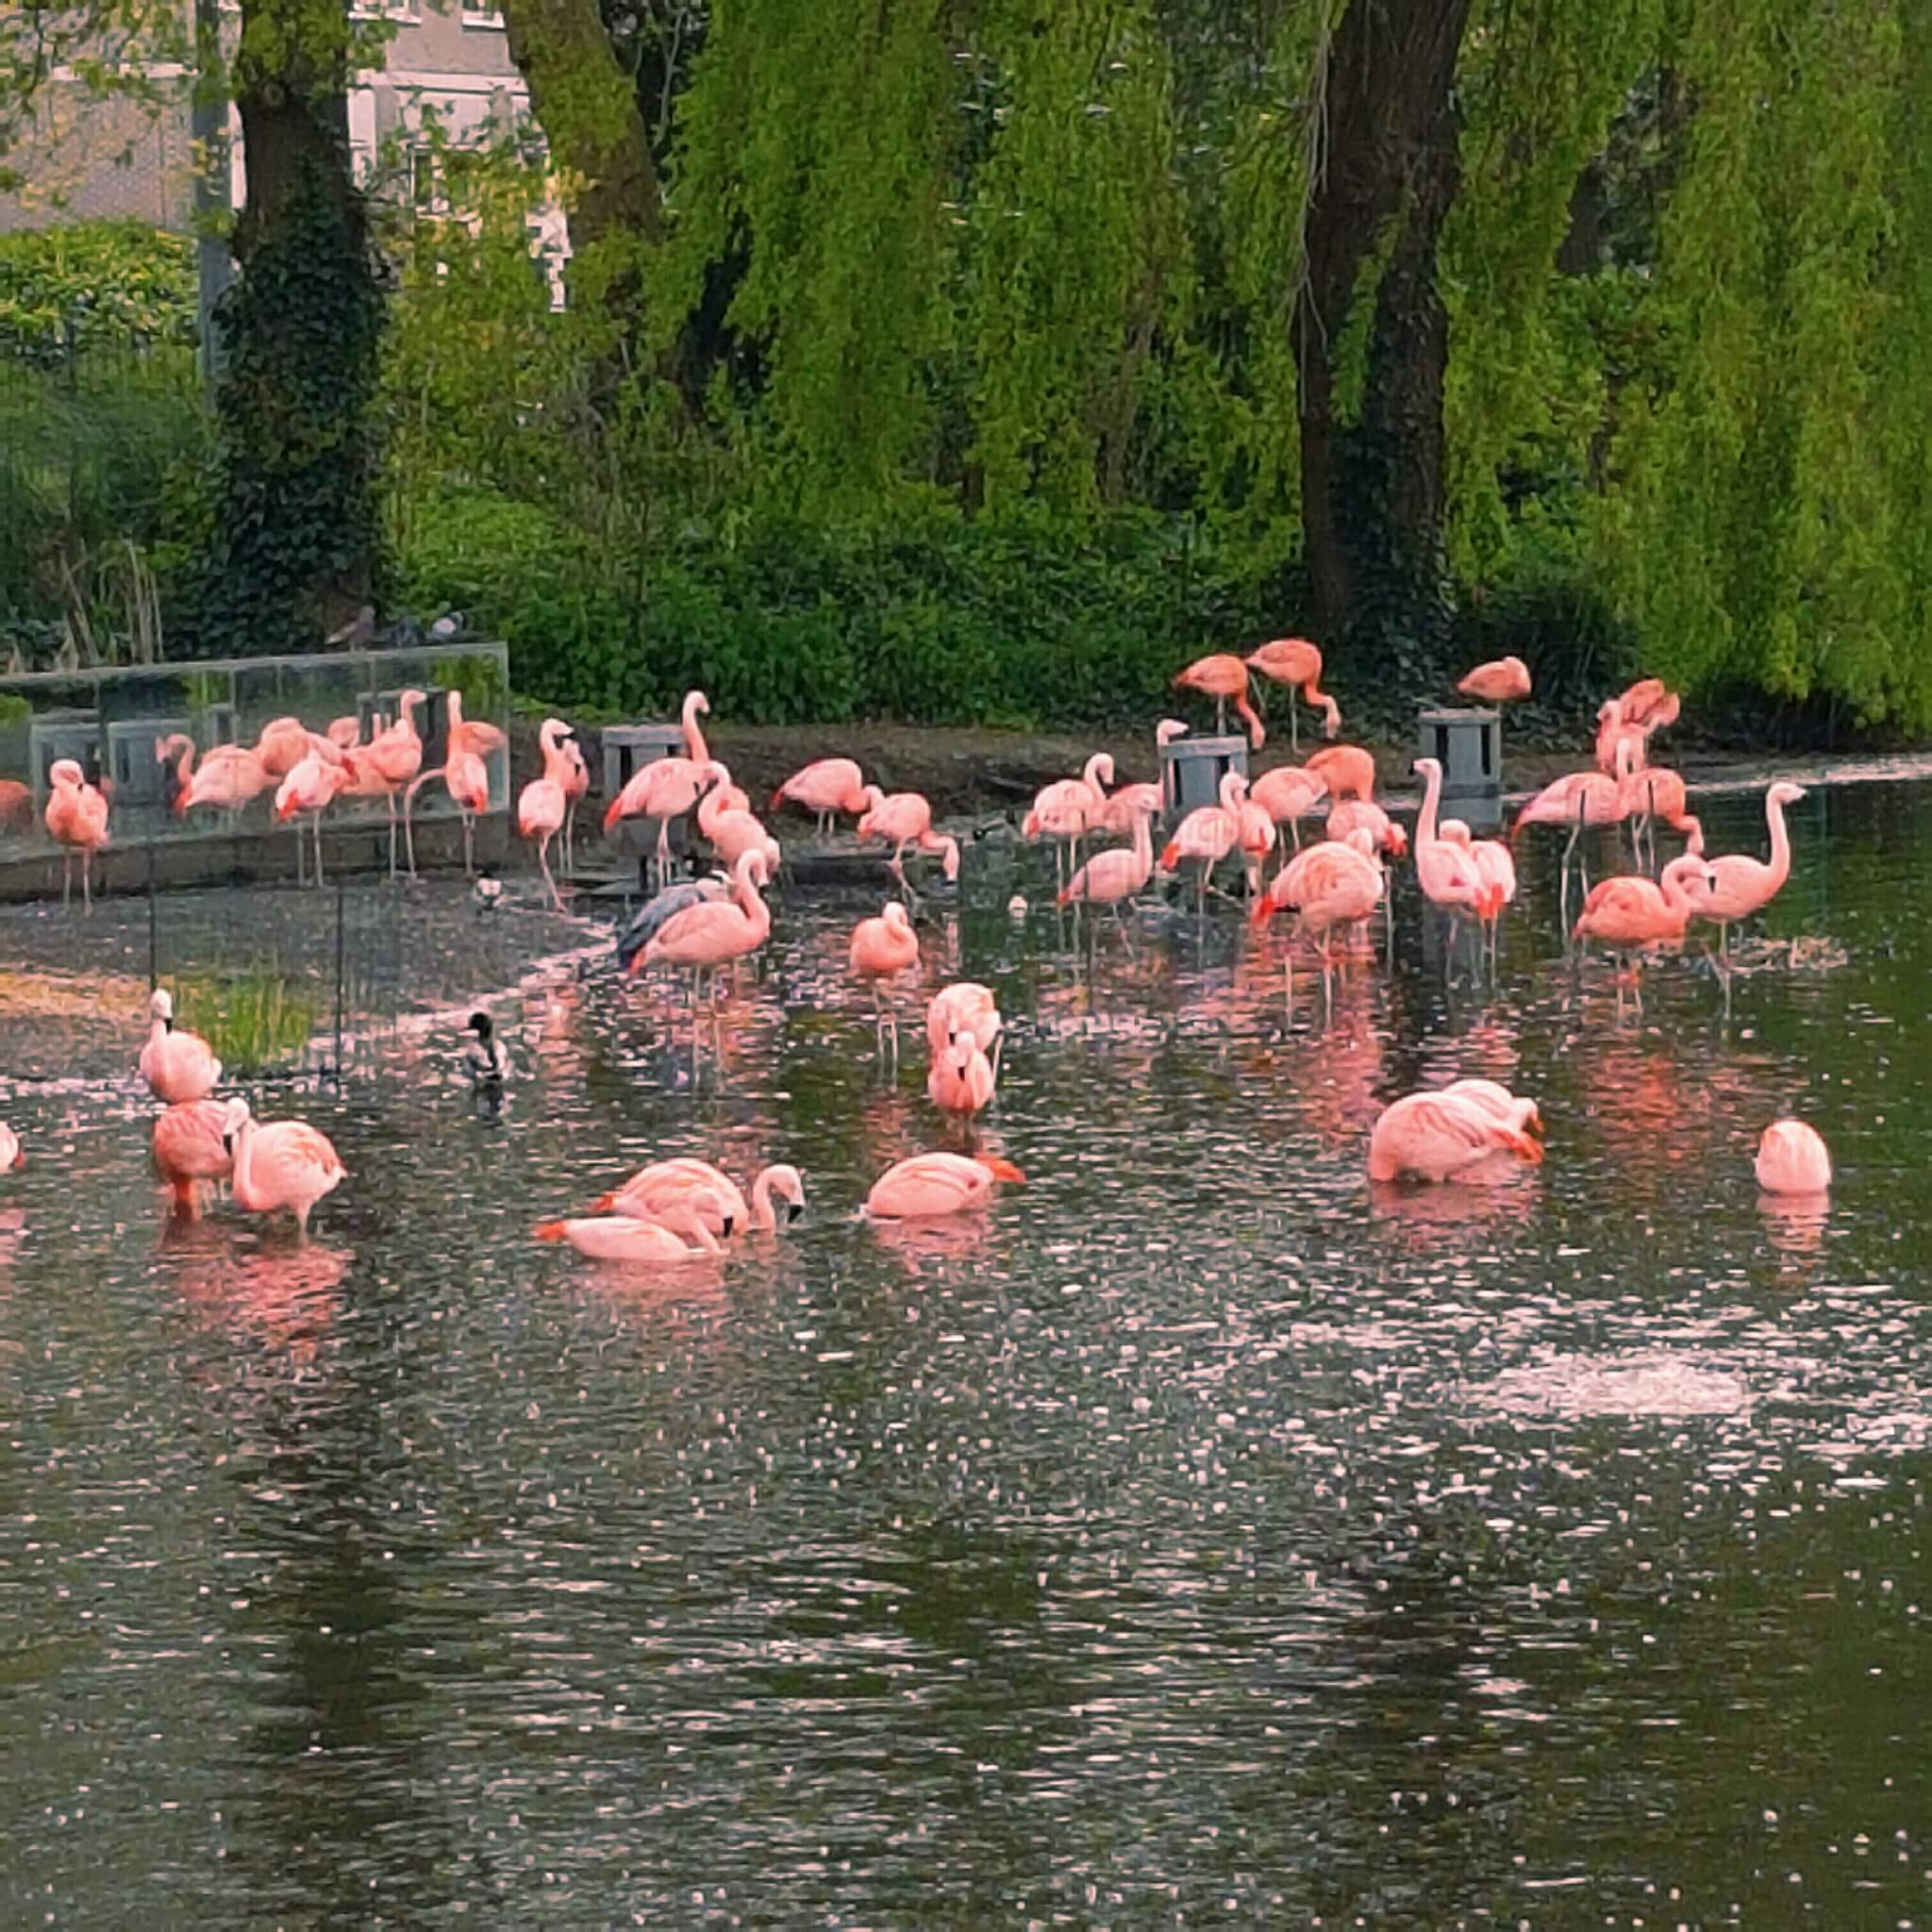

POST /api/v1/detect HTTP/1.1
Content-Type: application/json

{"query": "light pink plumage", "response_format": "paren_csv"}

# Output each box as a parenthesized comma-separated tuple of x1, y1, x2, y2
(1755, 1119, 1830, 1195)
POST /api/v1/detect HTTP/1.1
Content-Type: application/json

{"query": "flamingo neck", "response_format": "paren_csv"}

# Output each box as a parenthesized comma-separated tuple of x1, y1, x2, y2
(683, 699, 708, 765)
(750, 1171, 776, 1232)
(1417, 763, 1442, 846)
(1765, 792, 1793, 886)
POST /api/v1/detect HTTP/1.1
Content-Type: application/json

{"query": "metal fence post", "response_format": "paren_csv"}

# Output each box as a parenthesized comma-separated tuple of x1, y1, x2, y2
(146, 833, 158, 990)
(334, 874, 347, 1087)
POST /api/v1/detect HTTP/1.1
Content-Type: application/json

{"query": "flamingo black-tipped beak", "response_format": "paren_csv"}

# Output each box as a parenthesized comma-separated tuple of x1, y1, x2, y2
(785, 1201, 804, 1224)
(721, 1214, 735, 1238)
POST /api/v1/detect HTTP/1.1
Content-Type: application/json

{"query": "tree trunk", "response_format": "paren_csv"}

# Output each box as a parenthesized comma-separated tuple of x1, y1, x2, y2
(501, 0, 667, 261)
(1291, 0, 1472, 660)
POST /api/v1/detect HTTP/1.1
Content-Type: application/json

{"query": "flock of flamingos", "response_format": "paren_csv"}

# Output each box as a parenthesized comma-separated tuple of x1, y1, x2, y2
(2, 637, 1832, 1257)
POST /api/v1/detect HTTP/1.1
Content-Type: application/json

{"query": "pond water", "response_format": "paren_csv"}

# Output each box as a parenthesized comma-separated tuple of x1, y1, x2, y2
(1, 777, 1926, 1928)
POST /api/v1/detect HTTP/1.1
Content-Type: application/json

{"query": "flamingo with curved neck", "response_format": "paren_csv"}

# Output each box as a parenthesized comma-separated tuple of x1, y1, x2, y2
(1685, 781, 1806, 955)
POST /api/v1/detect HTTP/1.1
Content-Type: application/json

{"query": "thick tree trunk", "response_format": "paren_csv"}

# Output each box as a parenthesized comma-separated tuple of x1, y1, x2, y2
(1291, 0, 1472, 656)
(501, 0, 667, 261)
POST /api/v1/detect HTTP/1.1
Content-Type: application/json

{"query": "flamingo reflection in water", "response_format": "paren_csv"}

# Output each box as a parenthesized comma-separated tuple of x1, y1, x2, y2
(163, 1222, 348, 1359)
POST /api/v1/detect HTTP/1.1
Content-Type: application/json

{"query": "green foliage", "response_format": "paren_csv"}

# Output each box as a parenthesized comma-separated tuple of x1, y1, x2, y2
(0, 222, 198, 368)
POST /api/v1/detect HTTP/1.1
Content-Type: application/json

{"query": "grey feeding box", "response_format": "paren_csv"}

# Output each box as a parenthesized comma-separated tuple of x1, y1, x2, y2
(1160, 733, 1249, 825)
(28, 709, 104, 806)
(108, 717, 192, 807)
(602, 724, 692, 862)
(1418, 708, 1502, 825)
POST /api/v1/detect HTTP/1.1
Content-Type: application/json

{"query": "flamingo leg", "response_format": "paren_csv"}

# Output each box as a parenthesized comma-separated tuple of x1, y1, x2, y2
(386, 792, 399, 878)
(462, 809, 475, 878)
(312, 810, 325, 887)
(538, 834, 561, 911)
(61, 852, 72, 908)
(82, 851, 92, 914)
(1289, 702, 1299, 758)
(405, 793, 419, 878)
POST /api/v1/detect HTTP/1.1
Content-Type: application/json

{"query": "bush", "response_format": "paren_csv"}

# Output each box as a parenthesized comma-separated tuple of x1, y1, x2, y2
(0, 222, 198, 369)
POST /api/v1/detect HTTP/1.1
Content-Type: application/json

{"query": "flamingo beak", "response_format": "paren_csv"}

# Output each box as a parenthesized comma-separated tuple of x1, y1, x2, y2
(720, 1214, 735, 1238)
(785, 1201, 803, 1224)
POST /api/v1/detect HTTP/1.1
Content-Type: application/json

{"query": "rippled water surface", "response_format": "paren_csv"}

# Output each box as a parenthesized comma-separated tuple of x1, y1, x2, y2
(3, 778, 1927, 1927)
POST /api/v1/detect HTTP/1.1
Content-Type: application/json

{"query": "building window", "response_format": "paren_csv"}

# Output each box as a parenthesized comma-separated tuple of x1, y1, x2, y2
(461, 0, 507, 25)
(351, 0, 420, 18)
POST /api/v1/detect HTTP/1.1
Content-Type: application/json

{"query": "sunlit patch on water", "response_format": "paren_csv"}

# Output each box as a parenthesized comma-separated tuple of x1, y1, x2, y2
(1465, 1351, 1756, 1417)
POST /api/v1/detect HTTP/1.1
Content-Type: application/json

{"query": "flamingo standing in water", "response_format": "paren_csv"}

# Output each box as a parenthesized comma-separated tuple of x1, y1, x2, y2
(44, 758, 109, 909)
(1325, 798, 1407, 858)
(1616, 758, 1703, 873)
(517, 718, 573, 909)
(1252, 826, 1384, 1012)
(855, 788, 959, 904)
(1244, 637, 1341, 752)
(1248, 765, 1327, 852)
(153, 1101, 232, 1215)
(1572, 854, 1715, 1010)
(927, 1032, 996, 1121)
(613, 873, 731, 973)
(1368, 1090, 1543, 1184)
(849, 901, 921, 1062)
(1756, 1120, 1830, 1195)
(1681, 780, 1806, 958)
(1412, 758, 1498, 960)
(1512, 740, 1635, 931)
(1457, 657, 1532, 705)
(1438, 820, 1517, 969)
(771, 758, 871, 840)
(605, 755, 729, 890)
(1173, 653, 1265, 750)
(222, 1096, 346, 1237)
(637, 848, 773, 1066)
(1024, 752, 1114, 892)
(1059, 799, 1156, 929)
(926, 982, 1003, 1082)
(864, 1151, 1025, 1220)
(1160, 769, 1248, 925)
(139, 989, 222, 1103)
(594, 1158, 806, 1235)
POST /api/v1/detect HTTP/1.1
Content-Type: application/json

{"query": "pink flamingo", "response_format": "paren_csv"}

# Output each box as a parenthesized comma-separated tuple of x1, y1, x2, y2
(676, 690, 711, 762)
(1252, 826, 1384, 1011)
(1091, 719, 1188, 836)
(1572, 854, 1714, 1009)
(1594, 680, 1679, 775)
(594, 1159, 806, 1235)
(697, 782, 781, 876)
(1439, 819, 1517, 967)
(1441, 1078, 1542, 1141)
(275, 750, 350, 886)
(605, 754, 730, 890)
(1512, 741, 1635, 927)
(1248, 764, 1328, 852)
(517, 718, 572, 909)
(1024, 752, 1115, 891)
(1173, 653, 1265, 749)
(1457, 657, 1531, 704)
(152, 1100, 232, 1215)
(254, 716, 341, 781)
(1617, 759, 1703, 871)
(165, 736, 270, 826)
(559, 732, 589, 874)
(1756, 1120, 1830, 1195)
(771, 758, 871, 839)
(403, 747, 490, 877)
(1325, 798, 1407, 858)
(0, 779, 31, 829)
(221, 1096, 346, 1238)
(1368, 1091, 1543, 1184)
(850, 900, 921, 1061)
(356, 690, 427, 877)
(1244, 637, 1341, 751)
(44, 758, 109, 909)
(637, 849, 773, 1066)
(855, 787, 959, 903)
(1058, 797, 1155, 927)
(926, 982, 1003, 1081)
(536, 1188, 729, 1263)
(1234, 787, 1277, 895)
(1413, 757, 1499, 948)
(1303, 743, 1377, 803)
(1160, 769, 1247, 924)
(1681, 780, 1805, 957)
(864, 1151, 1025, 1220)
(0, 1123, 24, 1170)
(927, 1032, 996, 1120)
(445, 690, 506, 763)
(139, 988, 222, 1103)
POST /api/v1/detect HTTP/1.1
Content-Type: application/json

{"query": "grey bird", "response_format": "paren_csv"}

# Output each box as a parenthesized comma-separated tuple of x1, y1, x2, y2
(614, 873, 730, 973)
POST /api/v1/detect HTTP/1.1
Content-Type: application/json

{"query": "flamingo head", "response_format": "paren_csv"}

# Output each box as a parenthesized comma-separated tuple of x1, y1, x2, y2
(1439, 819, 1472, 846)
(48, 758, 83, 788)
(974, 1154, 1026, 1185)
(1156, 719, 1190, 748)
(155, 732, 192, 765)
(684, 690, 710, 724)
(1412, 756, 1441, 784)
(1769, 781, 1807, 807)
(1319, 696, 1341, 739)
(763, 1164, 807, 1224)
(1083, 752, 1116, 791)
(737, 847, 772, 892)
(1382, 823, 1409, 858)
(1217, 770, 1248, 808)
(219, 1095, 252, 1154)
(149, 987, 174, 1024)
(397, 689, 427, 726)
(937, 836, 961, 882)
